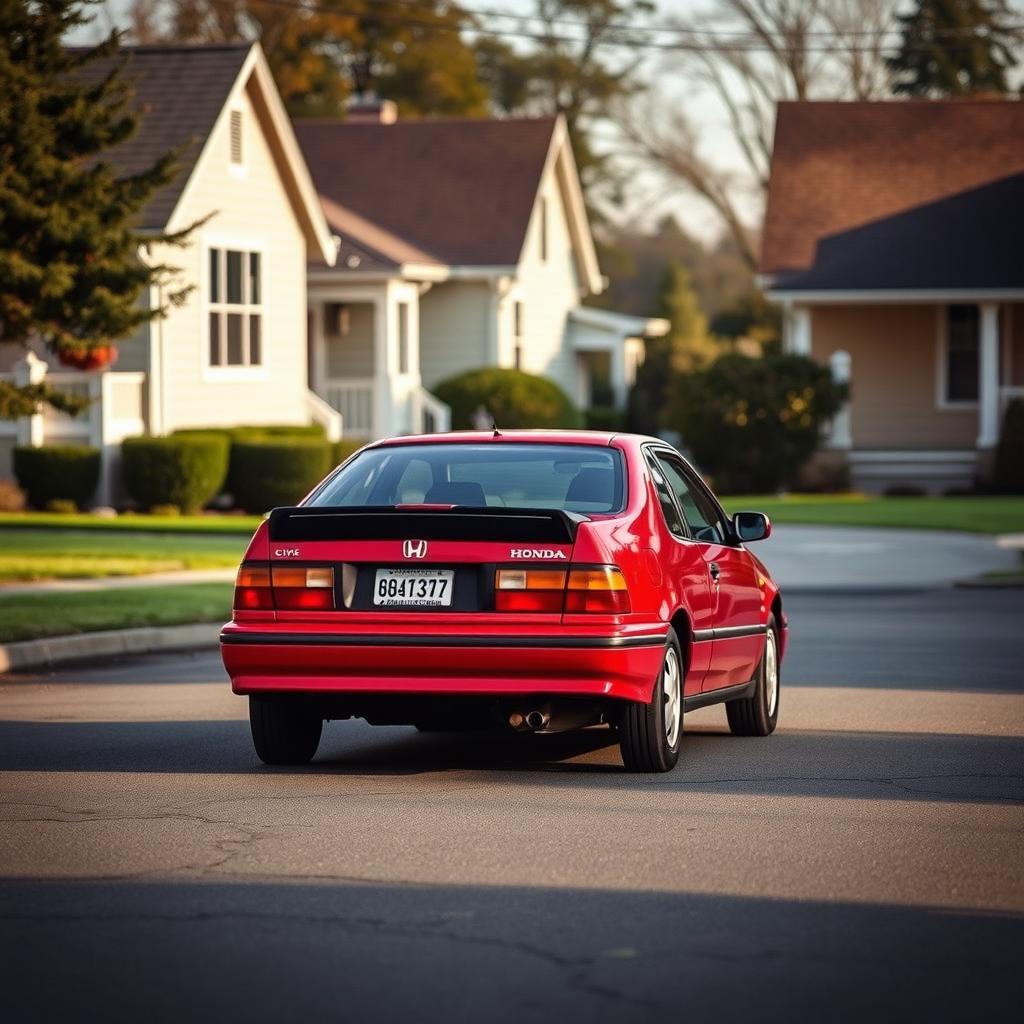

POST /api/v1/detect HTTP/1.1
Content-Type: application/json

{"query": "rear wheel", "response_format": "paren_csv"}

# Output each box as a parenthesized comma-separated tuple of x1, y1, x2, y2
(619, 628, 683, 773)
(249, 695, 323, 765)
(726, 615, 780, 737)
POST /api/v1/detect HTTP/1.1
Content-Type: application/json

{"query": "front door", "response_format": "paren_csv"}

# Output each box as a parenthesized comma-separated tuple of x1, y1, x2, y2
(653, 453, 764, 691)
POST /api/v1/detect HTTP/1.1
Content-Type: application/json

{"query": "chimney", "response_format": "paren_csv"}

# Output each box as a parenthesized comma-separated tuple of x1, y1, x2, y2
(346, 96, 398, 125)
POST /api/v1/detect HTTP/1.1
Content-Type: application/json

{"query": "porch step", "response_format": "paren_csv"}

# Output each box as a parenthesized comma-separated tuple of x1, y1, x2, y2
(847, 450, 978, 494)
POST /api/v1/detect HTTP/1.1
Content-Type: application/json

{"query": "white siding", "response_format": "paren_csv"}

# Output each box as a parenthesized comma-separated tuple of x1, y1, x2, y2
(145, 78, 309, 432)
(419, 281, 491, 389)
(508, 164, 580, 398)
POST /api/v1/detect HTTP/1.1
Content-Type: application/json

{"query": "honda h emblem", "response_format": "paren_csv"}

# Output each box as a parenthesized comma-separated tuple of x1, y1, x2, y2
(403, 539, 428, 559)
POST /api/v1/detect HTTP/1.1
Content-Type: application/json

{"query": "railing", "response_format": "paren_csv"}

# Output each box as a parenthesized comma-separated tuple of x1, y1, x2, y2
(324, 378, 374, 438)
(414, 386, 451, 435)
(304, 389, 343, 442)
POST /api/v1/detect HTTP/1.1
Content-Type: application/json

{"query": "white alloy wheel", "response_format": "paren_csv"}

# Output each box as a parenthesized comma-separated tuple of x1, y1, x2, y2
(764, 629, 779, 718)
(662, 646, 682, 748)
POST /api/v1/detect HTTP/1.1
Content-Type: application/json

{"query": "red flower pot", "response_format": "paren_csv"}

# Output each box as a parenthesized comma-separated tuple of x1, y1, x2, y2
(57, 345, 118, 371)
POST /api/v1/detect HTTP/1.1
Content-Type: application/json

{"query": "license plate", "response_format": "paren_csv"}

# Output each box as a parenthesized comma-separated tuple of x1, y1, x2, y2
(373, 568, 454, 607)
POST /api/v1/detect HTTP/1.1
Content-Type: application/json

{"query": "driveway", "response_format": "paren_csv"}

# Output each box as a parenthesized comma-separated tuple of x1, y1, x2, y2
(1, 587, 1022, 1022)
(756, 524, 1019, 590)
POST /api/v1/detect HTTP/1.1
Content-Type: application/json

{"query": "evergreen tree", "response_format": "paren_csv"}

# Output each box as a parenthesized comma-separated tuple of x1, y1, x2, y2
(626, 261, 720, 436)
(887, 0, 1023, 96)
(0, 0, 198, 418)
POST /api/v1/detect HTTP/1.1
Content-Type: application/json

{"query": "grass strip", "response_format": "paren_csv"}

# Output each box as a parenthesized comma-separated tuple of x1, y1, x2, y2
(0, 583, 233, 644)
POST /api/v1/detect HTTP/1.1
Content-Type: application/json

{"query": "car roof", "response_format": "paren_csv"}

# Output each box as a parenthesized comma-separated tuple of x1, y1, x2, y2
(368, 429, 659, 449)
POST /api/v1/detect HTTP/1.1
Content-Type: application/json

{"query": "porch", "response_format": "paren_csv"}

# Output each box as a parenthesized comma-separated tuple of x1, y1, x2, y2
(0, 352, 147, 506)
(308, 282, 450, 441)
(787, 300, 1024, 493)
(567, 307, 669, 411)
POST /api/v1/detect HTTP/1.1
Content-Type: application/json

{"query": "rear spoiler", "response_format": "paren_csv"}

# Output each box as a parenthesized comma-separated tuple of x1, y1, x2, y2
(267, 506, 587, 545)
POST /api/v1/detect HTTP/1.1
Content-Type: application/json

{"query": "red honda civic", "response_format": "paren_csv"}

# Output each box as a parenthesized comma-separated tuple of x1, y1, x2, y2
(221, 430, 785, 773)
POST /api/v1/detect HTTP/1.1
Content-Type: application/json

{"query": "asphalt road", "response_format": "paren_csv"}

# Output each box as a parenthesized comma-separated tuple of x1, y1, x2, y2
(2, 588, 1023, 1023)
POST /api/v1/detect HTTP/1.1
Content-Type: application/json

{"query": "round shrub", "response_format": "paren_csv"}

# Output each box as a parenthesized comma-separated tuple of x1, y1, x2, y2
(667, 353, 847, 494)
(121, 435, 229, 514)
(433, 368, 582, 430)
(994, 398, 1024, 493)
(230, 439, 332, 513)
(13, 445, 101, 509)
(584, 405, 623, 431)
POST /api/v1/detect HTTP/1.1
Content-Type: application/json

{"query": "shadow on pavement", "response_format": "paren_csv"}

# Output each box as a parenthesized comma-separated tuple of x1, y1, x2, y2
(1, 876, 1020, 1023)
(1, 717, 1022, 803)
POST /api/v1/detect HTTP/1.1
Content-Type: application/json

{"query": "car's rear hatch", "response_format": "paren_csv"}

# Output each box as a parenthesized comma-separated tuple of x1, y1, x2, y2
(259, 504, 582, 631)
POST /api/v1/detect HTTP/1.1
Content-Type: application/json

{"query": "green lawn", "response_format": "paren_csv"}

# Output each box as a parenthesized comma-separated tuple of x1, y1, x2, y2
(720, 495, 1024, 535)
(0, 582, 233, 644)
(0, 528, 249, 581)
(0, 511, 263, 534)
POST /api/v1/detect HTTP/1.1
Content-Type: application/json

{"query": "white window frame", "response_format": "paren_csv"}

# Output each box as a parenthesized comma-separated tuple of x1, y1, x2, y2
(512, 299, 525, 370)
(935, 304, 979, 410)
(203, 240, 268, 381)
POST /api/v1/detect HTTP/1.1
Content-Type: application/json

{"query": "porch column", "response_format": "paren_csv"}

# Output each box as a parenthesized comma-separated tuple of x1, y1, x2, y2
(13, 352, 46, 447)
(977, 302, 1000, 448)
(827, 349, 852, 449)
(373, 295, 389, 439)
(610, 339, 628, 410)
(788, 306, 812, 356)
(309, 300, 326, 398)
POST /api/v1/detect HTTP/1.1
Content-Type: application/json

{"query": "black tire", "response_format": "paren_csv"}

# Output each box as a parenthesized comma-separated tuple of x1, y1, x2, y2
(249, 694, 323, 765)
(619, 627, 684, 773)
(726, 614, 780, 737)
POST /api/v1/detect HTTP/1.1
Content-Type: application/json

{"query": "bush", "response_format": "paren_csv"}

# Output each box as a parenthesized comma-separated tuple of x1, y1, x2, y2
(994, 399, 1024, 493)
(44, 498, 78, 514)
(13, 445, 101, 509)
(173, 424, 328, 502)
(230, 439, 332, 513)
(667, 353, 847, 494)
(332, 439, 364, 466)
(433, 368, 582, 430)
(584, 405, 623, 431)
(121, 435, 229, 514)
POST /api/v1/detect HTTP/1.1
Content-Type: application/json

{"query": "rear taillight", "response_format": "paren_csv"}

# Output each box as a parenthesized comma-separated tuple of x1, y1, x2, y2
(565, 566, 630, 613)
(493, 564, 630, 614)
(233, 563, 334, 611)
(234, 565, 272, 610)
(270, 566, 335, 610)
(495, 568, 567, 612)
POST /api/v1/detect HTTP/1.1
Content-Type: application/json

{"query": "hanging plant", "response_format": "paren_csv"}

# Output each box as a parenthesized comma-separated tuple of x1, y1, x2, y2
(57, 344, 119, 371)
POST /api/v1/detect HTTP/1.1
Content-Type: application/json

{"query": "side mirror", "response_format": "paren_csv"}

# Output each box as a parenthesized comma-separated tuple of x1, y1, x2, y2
(733, 511, 772, 543)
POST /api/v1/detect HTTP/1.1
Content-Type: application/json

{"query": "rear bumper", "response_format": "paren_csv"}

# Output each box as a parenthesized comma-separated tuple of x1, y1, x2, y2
(220, 626, 667, 704)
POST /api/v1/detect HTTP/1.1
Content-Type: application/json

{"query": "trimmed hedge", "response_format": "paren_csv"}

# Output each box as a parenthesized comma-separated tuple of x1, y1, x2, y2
(332, 439, 363, 466)
(584, 405, 623, 431)
(230, 439, 333, 513)
(994, 399, 1024, 493)
(121, 435, 229, 514)
(173, 424, 328, 501)
(13, 445, 101, 510)
(433, 368, 582, 430)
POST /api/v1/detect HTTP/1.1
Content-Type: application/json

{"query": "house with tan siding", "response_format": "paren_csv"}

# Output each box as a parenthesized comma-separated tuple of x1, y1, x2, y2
(760, 100, 1024, 493)
(296, 110, 668, 440)
(0, 43, 338, 503)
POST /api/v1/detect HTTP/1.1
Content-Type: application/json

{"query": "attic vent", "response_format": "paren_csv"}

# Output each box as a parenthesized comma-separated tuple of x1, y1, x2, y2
(229, 110, 242, 164)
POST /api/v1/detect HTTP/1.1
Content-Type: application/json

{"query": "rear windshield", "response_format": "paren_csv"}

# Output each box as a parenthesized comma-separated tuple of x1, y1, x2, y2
(311, 443, 625, 514)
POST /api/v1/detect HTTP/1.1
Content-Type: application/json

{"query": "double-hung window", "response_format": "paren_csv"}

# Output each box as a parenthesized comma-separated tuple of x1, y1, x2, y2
(209, 248, 262, 368)
(943, 305, 979, 403)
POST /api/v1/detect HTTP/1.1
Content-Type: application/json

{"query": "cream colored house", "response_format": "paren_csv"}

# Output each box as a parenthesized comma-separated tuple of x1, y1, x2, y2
(296, 111, 667, 439)
(0, 43, 339, 503)
(761, 100, 1024, 493)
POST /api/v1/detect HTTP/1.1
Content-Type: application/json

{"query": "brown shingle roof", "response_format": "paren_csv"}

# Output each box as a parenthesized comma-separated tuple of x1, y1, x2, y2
(295, 117, 558, 266)
(78, 44, 251, 230)
(761, 99, 1024, 276)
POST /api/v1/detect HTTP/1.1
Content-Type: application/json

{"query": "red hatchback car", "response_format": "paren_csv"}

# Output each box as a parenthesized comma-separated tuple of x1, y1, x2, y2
(221, 430, 785, 773)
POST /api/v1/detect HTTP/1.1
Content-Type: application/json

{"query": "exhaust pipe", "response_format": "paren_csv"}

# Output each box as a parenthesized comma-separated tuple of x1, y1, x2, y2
(509, 708, 551, 732)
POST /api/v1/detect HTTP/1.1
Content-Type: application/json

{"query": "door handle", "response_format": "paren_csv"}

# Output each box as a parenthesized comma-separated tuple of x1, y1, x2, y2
(709, 561, 721, 583)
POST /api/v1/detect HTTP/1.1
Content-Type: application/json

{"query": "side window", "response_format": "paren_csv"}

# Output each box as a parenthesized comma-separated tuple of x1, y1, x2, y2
(656, 455, 725, 544)
(644, 451, 686, 537)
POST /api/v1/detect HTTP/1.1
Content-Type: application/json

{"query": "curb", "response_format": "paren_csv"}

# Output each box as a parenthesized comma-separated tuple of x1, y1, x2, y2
(0, 622, 221, 674)
(953, 576, 1024, 590)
